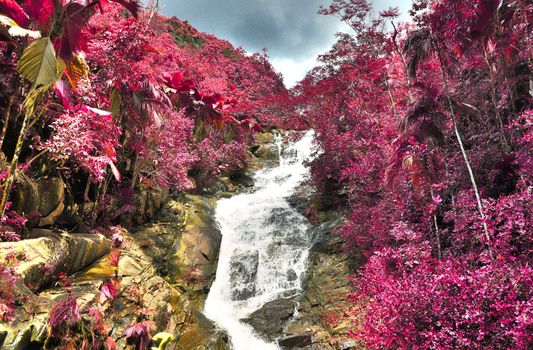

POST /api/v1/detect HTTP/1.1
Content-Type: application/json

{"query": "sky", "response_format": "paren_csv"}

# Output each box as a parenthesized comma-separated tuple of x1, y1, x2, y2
(158, 1, 411, 88)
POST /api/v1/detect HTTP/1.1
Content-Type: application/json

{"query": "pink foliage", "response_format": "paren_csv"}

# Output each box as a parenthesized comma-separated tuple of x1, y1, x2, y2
(297, 0, 533, 348)
(0, 263, 17, 322)
(124, 320, 156, 350)
(48, 297, 80, 337)
(41, 106, 121, 182)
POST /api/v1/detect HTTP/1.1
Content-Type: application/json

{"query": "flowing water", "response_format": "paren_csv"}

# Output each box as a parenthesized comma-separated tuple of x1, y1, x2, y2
(204, 131, 317, 349)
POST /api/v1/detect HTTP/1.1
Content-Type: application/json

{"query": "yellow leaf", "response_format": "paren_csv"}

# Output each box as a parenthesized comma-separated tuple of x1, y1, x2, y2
(0, 15, 41, 39)
(17, 37, 59, 88)
(65, 54, 89, 90)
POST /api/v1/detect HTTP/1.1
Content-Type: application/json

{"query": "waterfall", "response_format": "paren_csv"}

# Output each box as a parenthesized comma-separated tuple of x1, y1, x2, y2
(204, 130, 317, 349)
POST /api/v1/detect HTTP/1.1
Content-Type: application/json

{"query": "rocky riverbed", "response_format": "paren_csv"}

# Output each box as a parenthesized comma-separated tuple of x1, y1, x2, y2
(240, 199, 362, 350)
(0, 131, 359, 350)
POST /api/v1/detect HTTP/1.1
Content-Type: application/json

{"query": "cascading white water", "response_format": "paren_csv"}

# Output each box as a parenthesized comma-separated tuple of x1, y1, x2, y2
(204, 130, 318, 349)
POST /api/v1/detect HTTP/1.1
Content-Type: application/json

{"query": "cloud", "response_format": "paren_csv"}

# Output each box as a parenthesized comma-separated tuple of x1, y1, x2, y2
(159, 0, 412, 86)
(160, 0, 341, 60)
(270, 56, 317, 89)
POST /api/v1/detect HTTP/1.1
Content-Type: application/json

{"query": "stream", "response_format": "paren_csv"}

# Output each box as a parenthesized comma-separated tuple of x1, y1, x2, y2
(204, 131, 317, 349)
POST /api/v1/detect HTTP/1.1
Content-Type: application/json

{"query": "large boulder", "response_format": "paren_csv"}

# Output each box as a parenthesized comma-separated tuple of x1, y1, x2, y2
(12, 176, 65, 227)
(0, 229, 110, 292)
(242, 298, 296, 341)
(37, 177, 65, 226)
(0, 230, 111, 349)
(131, 195, 222, 294)
(172, 195, 222, 290)
(278, 333, 313, 349)
(12, 175, 40, 217)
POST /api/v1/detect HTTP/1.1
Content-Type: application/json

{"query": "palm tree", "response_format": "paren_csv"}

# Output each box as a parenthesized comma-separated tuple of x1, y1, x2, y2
(403, 28, 493, 257)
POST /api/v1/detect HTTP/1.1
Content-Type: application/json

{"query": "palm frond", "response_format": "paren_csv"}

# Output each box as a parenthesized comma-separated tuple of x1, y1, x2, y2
(403, 28, 432, 79)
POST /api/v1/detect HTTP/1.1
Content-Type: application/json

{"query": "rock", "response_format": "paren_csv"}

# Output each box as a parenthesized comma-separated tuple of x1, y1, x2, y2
(12, 176, 65, 226)
(242, 298, 295, 341)
(264, 208, 308, 235)
(176, 311, 229, 350)
(132, 194, 222, 295)
(338, 339, 359, 349)
(286, 182, 314, 215)
(249, 131, 282, 170)
(278, 333, 313, 349)
(309, 217, 344, 253)
(0, 230, 111, 350)
(37, 177, 65, 226)
(12, 175, 40, 217)
(1, 184, 227, 350)
(255, 132, 275, 144)
(173, 195, 222, 289)
(0, 229, 111, 292)
(229, 173, 255, 188)
(287, 269, 298, 282)
(230, 251, 259, 300)
(130, 188, 168, 226)
(252, 144, 279, 162)
(282, 215, 358, 350)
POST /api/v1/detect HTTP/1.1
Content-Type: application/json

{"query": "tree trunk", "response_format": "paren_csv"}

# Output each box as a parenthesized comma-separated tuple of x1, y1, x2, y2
(0, 111, 31, 218)
(430, 187, 442, 260)
(0, 97, 14, 155)
(391, 21, 413, 103)
(434, 40, 493, 257)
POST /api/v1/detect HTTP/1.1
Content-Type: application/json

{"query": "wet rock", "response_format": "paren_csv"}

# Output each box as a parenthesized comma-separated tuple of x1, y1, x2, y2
(242, 298, 295, 341)
(230, 251, 259, 300)
(252, 144, 279, 163)
(287, 269, 298, 282)
(230, 173, 255, 188)
(265, 208, 307, 231)
(286, 182, 314, 215)
(278, 333, 313, 349)
(309, 217, 344, 253)
(282, 215, 359, 350)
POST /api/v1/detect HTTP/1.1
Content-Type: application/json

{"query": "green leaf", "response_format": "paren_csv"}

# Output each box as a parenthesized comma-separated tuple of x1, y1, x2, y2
(17, 37, 59, 88)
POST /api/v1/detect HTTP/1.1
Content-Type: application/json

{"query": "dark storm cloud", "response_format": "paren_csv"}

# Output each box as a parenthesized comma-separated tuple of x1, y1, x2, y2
(159, 0, 342, 59)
